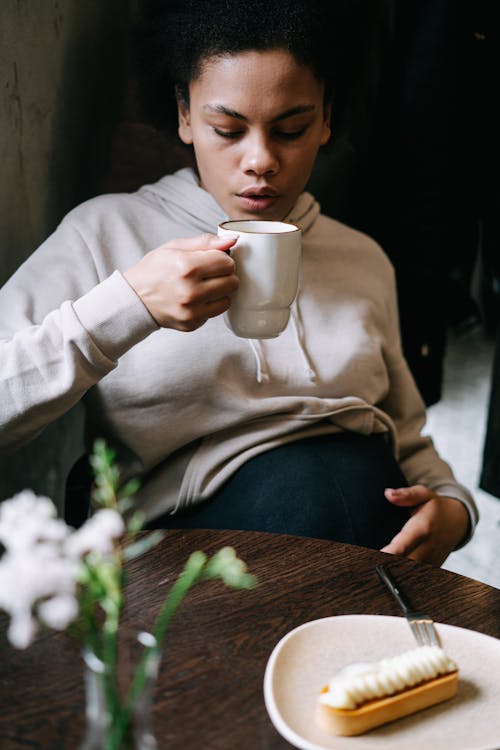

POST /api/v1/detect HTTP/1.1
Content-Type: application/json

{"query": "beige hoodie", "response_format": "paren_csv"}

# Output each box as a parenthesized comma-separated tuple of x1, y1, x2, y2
(0, 168, 477, 533)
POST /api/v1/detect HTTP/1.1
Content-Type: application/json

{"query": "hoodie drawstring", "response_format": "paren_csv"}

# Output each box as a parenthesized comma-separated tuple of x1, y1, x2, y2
(248, 339, 270, 384)
(246, 302, 317, 384)
(290, 303, 317, 382)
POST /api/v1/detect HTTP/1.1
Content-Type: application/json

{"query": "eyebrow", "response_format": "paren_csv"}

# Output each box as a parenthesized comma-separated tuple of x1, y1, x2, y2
(203, 103, 316, 122)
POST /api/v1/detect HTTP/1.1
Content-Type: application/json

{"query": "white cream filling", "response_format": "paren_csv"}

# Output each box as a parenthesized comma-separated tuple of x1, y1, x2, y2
(319, 645, 457, 710)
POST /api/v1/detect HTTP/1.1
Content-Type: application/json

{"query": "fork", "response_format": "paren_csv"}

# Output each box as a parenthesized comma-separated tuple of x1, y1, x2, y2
(376, 564, 441, 648)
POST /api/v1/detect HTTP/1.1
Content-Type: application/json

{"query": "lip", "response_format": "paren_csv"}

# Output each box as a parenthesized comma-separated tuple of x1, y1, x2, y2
(239, 186, 279, 198)
(236, 195, 279, 212)
(236, 187, 280, 213)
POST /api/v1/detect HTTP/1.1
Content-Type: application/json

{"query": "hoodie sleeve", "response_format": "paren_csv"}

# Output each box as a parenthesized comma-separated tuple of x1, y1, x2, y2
(377, 266, 478, 544)
(0, 218, 157, 454)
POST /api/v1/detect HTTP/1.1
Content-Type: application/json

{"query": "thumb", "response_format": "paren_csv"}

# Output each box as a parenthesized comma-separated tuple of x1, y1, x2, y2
(384, 484, 434, 508)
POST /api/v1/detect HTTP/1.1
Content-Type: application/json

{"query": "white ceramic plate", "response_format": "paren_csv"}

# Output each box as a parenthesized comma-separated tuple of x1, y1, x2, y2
(264, 615, 500, 750)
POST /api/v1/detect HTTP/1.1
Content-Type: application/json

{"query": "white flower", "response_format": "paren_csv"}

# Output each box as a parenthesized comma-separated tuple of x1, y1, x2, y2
(0, 548, 73, 610)
(0, 490, 70, 551)
(0, 493, 126, 649)
(0, 492, 96, 649)
(64, 509, 125, 558)
(38, 594, 79, 630)
(7, 611, 37, 650)
(0, 543, 80, 648)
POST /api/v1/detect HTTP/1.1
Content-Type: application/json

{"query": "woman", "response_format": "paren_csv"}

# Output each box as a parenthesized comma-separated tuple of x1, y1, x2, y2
(0, 0, 476, 563)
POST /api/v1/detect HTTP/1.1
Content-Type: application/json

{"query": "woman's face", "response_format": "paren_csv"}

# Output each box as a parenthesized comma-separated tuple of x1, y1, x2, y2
(177, 49, 331, 220)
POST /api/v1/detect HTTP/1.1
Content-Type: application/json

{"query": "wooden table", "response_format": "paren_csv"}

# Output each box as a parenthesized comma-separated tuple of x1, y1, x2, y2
(1, 529, 499, 749)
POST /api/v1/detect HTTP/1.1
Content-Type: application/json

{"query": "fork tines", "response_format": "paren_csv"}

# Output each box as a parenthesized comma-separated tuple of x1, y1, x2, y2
(376, 564, 441, 648)
(409, 615, 440, 648)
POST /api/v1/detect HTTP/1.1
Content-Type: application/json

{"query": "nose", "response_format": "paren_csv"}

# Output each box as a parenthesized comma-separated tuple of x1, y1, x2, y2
(241, 131, 279, 177)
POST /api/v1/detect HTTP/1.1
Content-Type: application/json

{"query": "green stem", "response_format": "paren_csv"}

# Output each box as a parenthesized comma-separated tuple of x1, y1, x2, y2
(119, 551, 207, 733)
(151, 551, 207, 645)
(102, 618, 120, 722)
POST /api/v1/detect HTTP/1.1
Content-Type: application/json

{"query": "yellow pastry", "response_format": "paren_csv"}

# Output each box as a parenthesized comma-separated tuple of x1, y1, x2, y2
(316, 645, 458, 736)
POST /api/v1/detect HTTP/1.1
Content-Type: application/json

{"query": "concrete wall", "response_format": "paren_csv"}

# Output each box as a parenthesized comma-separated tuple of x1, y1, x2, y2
(0, 0, 132, 510)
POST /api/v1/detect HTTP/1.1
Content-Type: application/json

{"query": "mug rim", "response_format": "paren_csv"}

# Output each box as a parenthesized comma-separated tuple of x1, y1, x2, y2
(218, 219, 301, 234)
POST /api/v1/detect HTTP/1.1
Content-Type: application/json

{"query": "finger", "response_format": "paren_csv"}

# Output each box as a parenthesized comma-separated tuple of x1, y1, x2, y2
(202, 295, 233, 318)
(178, 294, 232, 329)
(188, 274, 239, 304)
(176, 273, 239, 317)
(164, 233, 237, 252)
(193, 249, 237, 278)
(384, 484, 434, 508)
(169, 247, 236, 285)
(382, 529, 447, 565)
(388, 534, 450, 566)
(407, 544, 448, 566)
(380, 516, 428, 557)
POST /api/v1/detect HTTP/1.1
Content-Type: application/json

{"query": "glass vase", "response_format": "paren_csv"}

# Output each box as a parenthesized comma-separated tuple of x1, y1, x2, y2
(80, 631, 160, 750)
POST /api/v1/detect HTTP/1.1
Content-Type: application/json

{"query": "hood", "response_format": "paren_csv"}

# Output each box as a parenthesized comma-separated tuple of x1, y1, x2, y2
(139, 167, 320, 235)
(139, 167, 320, 385)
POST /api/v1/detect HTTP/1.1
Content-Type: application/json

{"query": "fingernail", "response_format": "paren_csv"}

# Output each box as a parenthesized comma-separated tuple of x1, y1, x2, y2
(385, 488, 403, 498)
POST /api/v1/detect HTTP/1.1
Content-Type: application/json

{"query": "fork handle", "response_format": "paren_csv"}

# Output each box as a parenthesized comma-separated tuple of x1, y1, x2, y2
(376, 564, 411, 614)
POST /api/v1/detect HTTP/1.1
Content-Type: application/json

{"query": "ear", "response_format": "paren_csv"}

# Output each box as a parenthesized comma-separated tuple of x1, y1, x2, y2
(320, 101, 332, 146)
(177, 98, 193, 145)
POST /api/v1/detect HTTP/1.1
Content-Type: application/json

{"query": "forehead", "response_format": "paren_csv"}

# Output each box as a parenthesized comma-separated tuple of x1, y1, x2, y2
(190, 49, 324, 112)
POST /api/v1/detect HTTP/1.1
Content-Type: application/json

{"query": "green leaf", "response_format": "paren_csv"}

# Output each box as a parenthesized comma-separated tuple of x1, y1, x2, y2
(202, 547, 258, 589)
(122, 531, 165, 561)
(118, 478, 141, 500)
(124, 510, 145, 533)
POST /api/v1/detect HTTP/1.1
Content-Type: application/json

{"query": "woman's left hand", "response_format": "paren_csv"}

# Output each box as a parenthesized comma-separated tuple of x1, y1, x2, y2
(380, 485, 471, 566)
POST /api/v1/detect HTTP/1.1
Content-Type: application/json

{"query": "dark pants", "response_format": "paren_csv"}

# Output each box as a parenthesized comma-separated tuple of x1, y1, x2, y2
(149, 432, 409, 549)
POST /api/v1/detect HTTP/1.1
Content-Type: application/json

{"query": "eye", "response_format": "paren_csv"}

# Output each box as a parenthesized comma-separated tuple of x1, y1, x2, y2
(274, 127, 308, 141)
(213, 128, 243, 139)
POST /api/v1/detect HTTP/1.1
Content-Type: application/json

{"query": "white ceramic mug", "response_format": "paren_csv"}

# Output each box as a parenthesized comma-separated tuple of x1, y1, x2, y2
(218, 219, 301, 339)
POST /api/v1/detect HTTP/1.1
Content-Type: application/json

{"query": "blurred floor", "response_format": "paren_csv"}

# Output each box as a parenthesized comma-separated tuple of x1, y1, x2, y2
(425, 326, 500, 589)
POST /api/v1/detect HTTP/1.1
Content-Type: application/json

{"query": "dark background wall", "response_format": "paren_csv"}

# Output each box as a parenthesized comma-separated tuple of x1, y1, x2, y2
(0, 0, 132, 510)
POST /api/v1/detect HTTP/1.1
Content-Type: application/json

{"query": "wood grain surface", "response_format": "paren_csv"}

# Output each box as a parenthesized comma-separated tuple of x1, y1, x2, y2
(1, 529, 499, 749)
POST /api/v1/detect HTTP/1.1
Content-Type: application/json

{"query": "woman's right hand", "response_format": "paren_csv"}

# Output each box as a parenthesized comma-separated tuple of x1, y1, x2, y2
(124, 233, 239, 331)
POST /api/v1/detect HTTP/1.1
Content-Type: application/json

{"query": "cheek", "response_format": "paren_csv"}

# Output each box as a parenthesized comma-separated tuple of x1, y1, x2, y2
(192, 138, 220, 172)
(192, 141, 234, 193)
(194, 131, 234, 161)
(295, 137, 325, 173)
(285, 146, 320, 179)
